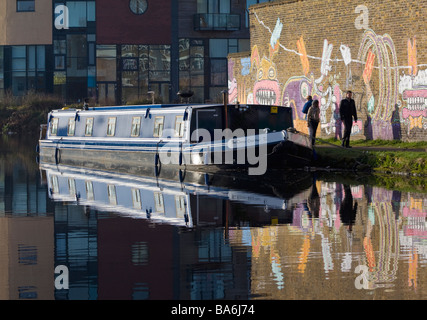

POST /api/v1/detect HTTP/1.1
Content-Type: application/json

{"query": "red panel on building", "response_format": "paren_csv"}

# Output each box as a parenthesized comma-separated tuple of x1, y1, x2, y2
(97, 0, 171, 44)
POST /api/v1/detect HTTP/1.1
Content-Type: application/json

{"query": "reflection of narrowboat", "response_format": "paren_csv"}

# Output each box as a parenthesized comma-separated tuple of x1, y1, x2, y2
(38, 102, 312, 175)
(40, 163, 312, 228)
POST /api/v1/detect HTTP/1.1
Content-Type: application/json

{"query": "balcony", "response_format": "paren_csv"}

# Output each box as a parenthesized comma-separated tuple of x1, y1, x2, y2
(194, 13, 241, 31)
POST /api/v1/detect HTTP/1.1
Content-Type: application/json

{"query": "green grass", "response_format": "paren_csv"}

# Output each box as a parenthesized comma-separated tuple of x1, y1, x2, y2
(318, 138, 427, 150)
(314, 144, 427, 176)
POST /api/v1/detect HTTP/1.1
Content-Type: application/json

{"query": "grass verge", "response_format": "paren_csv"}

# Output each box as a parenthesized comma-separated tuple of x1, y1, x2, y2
(314, 142, 426, 176)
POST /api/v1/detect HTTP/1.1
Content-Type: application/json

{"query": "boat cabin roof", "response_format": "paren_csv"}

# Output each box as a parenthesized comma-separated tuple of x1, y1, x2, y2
(51, 103, 226, 114)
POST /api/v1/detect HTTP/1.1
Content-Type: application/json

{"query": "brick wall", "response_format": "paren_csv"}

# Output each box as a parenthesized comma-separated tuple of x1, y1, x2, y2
(228, 0, 427, 141)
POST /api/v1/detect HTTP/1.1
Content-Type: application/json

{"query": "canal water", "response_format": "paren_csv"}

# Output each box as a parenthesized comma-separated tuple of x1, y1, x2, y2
(0, 135, 426, 301)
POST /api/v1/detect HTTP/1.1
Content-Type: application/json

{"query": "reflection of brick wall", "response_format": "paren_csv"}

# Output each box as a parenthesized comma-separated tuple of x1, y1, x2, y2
(228, 0, 427, 141)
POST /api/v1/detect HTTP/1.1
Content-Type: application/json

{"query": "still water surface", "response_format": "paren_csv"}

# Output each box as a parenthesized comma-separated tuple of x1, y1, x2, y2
(0, 136, 426, 300)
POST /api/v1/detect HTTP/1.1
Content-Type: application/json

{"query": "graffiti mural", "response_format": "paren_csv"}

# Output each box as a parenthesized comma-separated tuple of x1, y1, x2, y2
(228, 3, 427, 141)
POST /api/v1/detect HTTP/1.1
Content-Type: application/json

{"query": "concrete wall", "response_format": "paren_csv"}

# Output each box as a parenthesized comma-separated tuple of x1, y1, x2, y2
(228, 0, 427, 141)
(0, 0, 52, 46)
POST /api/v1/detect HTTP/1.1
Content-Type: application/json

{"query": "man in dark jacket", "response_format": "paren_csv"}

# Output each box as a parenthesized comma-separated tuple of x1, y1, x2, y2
(339, 91, 358, 148)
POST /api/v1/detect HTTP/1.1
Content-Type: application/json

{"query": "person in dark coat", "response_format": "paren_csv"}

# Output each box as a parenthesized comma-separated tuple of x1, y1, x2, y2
(339, 91, 358, 148)
(307, 99, 320, 146)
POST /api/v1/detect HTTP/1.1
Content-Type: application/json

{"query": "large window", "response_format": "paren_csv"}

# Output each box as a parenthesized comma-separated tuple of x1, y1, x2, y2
(179, 39, 205, 102)
(11, 45, 46, 96)
(55, 1, 95, 28)
(120, 45, 171, 104)
(197, 0, 230, 13)
(17, 0, 35, 12)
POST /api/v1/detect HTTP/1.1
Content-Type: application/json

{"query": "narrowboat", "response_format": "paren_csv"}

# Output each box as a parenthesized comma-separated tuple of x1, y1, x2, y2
(40, 163, 313, 228)
(38, 102, 313, 175)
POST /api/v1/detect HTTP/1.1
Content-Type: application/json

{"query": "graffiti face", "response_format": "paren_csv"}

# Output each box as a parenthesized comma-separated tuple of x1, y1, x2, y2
(399, 69, 427, 131)
(251, 45, 281, 106)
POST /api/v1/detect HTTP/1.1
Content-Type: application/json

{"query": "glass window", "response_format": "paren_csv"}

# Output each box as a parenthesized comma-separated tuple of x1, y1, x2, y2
(97, 45, 117, 82)
(28, 46, 36, 71)
(85, 118, 94, 136)
(209, 39, 228, 58)
(66, 1, 87, 27)
(107, 117, 116, 136)
(67, 118, 76, 136)
(131, 117, 141, 137)
(37, 46, 45, 71)
(50, 118, 59, 135)
(211, 59, 227, 86)
(130, 0, 148, 15)
(54, 40, 66, 55)
(153, 116, 164, 137)
(67, 35, 87, 77)
(149, 46, 170, 71)
(174, 116, 185, 137)
(197, 0, 230, 13)
(17, 0, 35, 12)
(87, 1, 96, 21)
(12, 46, 26, 72)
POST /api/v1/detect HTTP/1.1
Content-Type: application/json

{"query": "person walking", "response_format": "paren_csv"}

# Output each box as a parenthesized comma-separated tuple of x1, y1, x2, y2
(307, 99, 320, 146)
(339, 91, 357, 148)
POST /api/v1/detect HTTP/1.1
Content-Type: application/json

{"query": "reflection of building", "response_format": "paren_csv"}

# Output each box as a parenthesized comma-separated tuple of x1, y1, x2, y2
(0, 156, 54, 300)
(0, 1, 283, 104)
(0, 217, 54, 300)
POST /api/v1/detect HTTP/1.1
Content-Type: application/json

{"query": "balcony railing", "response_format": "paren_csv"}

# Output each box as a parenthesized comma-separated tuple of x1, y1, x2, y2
(194, 13, 241, 31)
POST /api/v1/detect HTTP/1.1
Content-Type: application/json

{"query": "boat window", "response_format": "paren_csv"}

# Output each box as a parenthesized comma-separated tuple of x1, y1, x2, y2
(174, 115, 185, 137)
(154, 192, 164, 213)
(131, 117, 141, 137)
(85, 181, 94, 200)
(131, 188, 142, 209)
(85, 118, 94, 136)
(50, 118, 59, 135)
(107, 117, 117, 136)
(108, 185, 117, 205)
(153, 116, 164, 137)
(67, 118, 76, 136)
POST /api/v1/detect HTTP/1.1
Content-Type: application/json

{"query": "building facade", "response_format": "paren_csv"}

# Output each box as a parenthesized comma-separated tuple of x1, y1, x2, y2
(228, 0, 427, 141)
(0, 0, 275, 105)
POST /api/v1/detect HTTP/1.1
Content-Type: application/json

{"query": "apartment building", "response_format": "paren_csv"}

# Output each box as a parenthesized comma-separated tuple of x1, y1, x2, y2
(0, 0, 275, 104)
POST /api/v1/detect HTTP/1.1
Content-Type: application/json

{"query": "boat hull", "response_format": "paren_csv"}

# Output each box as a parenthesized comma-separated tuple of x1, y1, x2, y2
(38, 133, 312, 175)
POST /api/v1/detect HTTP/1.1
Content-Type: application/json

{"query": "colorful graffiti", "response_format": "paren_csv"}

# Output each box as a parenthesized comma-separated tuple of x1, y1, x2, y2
(229, 5, 427, 141)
